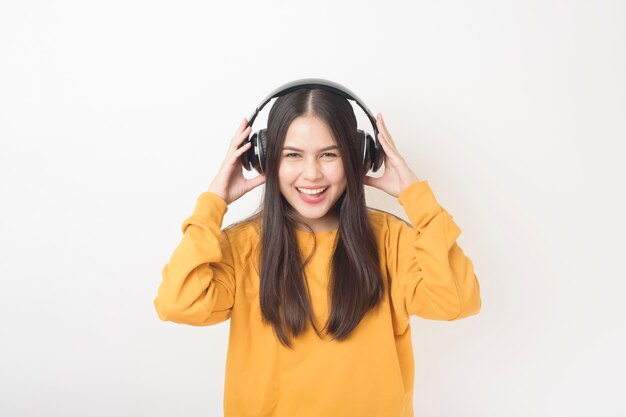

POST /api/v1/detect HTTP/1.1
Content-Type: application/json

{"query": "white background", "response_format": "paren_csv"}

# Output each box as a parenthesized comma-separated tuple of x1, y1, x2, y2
(1, 1, 625, 416)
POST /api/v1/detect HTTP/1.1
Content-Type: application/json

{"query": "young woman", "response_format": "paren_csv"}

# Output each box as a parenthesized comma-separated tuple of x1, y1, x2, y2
(154, 83, 482, 417)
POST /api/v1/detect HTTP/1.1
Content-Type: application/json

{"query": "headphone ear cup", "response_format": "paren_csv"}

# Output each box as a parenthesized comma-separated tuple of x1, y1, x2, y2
(256, 128, 267, 174)
(369, 132, 384, 173)
(240, 129, 267, 174)
(240, 132, 255, 171)
(357, 129, 371, 175)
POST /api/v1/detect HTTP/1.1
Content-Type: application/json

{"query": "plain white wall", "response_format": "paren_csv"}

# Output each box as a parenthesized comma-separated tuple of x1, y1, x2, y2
(1, 1, 624, 416)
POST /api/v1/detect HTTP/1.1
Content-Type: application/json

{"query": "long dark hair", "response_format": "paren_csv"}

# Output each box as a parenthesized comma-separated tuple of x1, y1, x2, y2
(231, 88, 385, 348)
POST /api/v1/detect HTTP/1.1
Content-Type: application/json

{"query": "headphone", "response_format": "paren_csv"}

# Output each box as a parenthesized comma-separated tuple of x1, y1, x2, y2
(240, 78, 385, 175)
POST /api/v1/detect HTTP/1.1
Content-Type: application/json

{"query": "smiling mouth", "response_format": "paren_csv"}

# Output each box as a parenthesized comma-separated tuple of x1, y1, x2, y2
(296, 187, 328, 195)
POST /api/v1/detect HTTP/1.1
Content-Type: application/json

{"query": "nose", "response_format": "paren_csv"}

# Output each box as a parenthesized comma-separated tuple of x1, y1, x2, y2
(302, 156, 323, 181)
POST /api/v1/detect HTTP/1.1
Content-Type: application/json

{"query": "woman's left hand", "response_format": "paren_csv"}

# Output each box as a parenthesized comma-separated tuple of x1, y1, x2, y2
(364, 113, 420, 198)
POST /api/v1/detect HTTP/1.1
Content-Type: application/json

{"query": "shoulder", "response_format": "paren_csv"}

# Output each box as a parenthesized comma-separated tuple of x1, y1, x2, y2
(220, 216, 262, 265)
(367, 207, 411, 237)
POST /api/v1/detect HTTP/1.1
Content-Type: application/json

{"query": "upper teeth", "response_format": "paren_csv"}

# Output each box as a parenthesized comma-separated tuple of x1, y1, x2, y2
(297, 187, 328, 195)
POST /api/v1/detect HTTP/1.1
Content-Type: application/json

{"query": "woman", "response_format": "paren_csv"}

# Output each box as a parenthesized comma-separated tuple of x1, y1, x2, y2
(154, 84, 482, 417)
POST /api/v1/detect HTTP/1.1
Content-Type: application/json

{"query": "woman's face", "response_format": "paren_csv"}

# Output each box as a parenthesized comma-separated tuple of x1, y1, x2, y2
(278, 115, 347, 232)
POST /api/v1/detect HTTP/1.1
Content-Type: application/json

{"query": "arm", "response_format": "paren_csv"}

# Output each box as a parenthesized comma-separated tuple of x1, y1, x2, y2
(387, 180, 482, 323)
(154, 117, 265, 326)
(153, 192, 236, 326)
(363, 113, 481, 324)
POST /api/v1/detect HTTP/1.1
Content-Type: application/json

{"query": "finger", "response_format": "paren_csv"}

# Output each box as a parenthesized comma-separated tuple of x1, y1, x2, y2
(233, 117, 248, 135)
(378, 123, 398, 158)
(231, 140, 252, 161)
(247, 174, 266, 190)
(377, 134, 403, 167)
(376, 114, 397, 150)
(377, 113, 390, 135)
(363, 174, 381, 189)
(231, 117, 250, 140)
(224, 142, 250, 168)
(377, 132, 396, 156)
(375, 115, 391, 146)
(231, 126, 252, 148)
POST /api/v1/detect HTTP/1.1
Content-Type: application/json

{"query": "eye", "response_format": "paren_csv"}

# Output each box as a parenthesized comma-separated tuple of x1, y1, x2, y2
(284, 153, 300, 158)
(321, 152, 338, 158)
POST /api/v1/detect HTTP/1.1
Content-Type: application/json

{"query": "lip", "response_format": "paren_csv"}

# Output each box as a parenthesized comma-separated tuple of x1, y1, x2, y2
(295, 186, 329, 189)
(295, 186, 328, 204)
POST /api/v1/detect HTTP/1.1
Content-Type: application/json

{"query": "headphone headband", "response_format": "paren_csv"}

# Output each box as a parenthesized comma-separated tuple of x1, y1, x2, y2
(241, 78, 384, 174)
(247, 78, 379, 139)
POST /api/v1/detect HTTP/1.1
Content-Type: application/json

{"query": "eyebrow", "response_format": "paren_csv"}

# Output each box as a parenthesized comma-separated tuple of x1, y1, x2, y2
(282, 145, 339, 152)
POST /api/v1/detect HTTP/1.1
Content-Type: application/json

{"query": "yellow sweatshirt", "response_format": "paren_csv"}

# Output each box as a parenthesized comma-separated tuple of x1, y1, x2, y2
(154, 180, 481, 417)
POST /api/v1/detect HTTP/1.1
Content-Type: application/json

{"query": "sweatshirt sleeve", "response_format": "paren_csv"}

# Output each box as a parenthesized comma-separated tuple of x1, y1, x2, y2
(153, 191, 236, 326)
(386, 180, 481, 325)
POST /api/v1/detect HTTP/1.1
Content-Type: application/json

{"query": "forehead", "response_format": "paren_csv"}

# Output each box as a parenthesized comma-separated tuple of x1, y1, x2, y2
(283, 116, 336, 148)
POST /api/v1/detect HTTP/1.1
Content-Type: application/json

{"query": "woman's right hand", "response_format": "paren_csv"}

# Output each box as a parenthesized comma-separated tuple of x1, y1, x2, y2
(207, 117, 266, 205)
